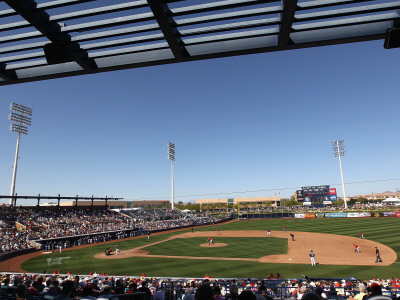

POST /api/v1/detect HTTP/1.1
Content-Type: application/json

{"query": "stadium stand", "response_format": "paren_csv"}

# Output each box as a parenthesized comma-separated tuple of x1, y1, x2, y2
(0, 206, 217, 258)
(0, 273, 399, 300)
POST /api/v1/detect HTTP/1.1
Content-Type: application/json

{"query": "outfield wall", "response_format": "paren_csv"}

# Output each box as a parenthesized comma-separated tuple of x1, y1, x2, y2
(235, 211, 400, 219)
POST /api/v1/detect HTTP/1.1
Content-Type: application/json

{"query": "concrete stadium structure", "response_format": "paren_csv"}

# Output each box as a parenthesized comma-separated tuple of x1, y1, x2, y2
(196, 196, 281, 207)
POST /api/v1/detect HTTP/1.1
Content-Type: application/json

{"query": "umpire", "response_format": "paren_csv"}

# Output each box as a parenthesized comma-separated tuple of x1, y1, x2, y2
(375, 247, 383, 263)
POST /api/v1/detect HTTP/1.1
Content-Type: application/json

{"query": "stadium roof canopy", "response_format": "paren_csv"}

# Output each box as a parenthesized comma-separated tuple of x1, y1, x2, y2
(0, 0, 399, 86)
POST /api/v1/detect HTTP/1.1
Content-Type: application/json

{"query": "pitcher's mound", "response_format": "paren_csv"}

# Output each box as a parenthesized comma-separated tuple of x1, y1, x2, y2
(200, 243, 228, 247)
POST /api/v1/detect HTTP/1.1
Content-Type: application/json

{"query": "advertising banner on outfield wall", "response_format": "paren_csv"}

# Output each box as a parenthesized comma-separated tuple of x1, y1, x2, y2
(383, 212, 397, 217)
(295, 213, 305, 218)
(315, 213, 325, 218)
(305, 213, 315, 218)
(396, 212, 400, 217)
(324, 213, 347, 218)
(372, 212, 383, 217)
(359, 212, 371, 217)
(347, 213, 361, 218)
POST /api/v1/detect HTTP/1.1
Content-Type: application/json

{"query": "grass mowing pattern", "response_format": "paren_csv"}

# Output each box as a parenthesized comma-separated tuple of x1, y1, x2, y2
(21, 217, 400, 279)
(143, 237, 287, 258)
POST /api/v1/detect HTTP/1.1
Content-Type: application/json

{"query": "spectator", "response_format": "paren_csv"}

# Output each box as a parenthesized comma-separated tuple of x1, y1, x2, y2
(57, 280, 75, 300)
(27, 281, 41, 296)
(226, 285, 239, 300)
(302, 292, 322, 300)
(16, 284, 27, 300)
(183, 288, 195, 300)
(154, 290, 165, 300)
(239, 290, 256, 300)
(214, 286, 225, 300)
(196, 283, 214, 300)
(138, 280, 152, 300)
(98, 285, 118, 300)
(348, 284, 367, 300)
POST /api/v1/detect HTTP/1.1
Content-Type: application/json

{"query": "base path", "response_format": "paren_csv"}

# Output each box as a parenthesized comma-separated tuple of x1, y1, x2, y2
(94, 231, 397, 266)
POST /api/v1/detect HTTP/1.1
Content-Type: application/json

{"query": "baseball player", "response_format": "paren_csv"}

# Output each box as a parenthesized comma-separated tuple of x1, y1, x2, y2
(375, 247, 383, 263)
(283, 226, 287, 232)
(353, 243, 360, 253)
(267, 229, 271, 236)
(207, 237, 214, 245)
(290, 233, 295, 241)
(358, 232, 364, 239)
(217, 228, 220, 235)
(115, 243, 120, 255)
(309, 250, 316, 266)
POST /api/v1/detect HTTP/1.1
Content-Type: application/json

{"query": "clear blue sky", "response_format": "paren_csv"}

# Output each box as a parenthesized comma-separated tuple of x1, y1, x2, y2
(1, 40, 399, 206)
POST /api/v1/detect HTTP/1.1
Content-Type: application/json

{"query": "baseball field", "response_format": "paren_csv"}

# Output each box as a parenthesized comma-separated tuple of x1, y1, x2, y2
(15, 217, 400, 279)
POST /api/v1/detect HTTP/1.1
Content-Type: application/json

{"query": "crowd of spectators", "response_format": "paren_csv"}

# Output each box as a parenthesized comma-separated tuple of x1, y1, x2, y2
(0, 230, 35, 255)
(233, 203, 400, 215)
(0, 207, 217, 257)
(1, 273, 399, 300)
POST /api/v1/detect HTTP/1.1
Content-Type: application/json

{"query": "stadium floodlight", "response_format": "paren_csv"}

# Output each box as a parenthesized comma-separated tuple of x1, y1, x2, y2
(168, 142, 175, 210)
(332, 140, 347, 209)
(9, 102, 33, 206)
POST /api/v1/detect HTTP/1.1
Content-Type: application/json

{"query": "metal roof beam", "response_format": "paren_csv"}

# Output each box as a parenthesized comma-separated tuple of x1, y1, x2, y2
(0, 22, 160, 47)
(298, 0, 375, 10)
(50, 1, 149, 23)
(4, 0, 98, 71)
(0, 0, 103, 18)
(147, 0, 188, 59)
(171, 0, 278, 16)
(180, 18, 279, 37)
(278, 0, 297, 47)
(293, 12, 400, 32)
(0, 63, 18, 81)
(176, 7, 280, 27)
(297, 2, 400, 22)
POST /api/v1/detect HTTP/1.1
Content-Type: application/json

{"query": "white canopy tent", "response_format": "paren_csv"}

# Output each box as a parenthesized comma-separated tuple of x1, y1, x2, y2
(382, 198, 400, 205)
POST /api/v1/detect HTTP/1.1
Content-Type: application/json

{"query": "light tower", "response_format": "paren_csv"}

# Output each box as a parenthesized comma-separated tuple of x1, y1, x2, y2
(9, 103, 33, 206)
(168, 142, 175, 210)
(332, 140, 347, 209)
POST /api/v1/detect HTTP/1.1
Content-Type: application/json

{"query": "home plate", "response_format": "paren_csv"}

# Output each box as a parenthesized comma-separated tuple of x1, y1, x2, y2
(288, 258, 292, 260)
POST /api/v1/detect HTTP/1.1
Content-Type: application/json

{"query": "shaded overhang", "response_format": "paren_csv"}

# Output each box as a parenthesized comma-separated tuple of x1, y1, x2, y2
(0, 0, 399, 86)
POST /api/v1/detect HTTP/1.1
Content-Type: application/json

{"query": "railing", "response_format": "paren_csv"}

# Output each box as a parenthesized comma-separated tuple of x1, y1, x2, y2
(0, 248, 37, 263)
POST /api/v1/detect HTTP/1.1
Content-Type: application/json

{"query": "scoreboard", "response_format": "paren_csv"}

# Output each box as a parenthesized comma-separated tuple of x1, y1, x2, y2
(296, 185, 337, 205)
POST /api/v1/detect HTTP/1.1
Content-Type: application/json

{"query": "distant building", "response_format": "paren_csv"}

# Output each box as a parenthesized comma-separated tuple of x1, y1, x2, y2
(196, 197, 280, 207)
(352, 191, 400, 200)
(42, 200, 170, 209)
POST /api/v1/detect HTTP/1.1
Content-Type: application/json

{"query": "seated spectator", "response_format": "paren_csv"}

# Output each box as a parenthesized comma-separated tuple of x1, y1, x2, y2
(256, 284, 273, 300)
(97, 285, 118, 300)
(364, 283, 392, 300)
(196, 283, 214, 300)
(58, 280, 75, 300)
(126, 282, 138, 294)
(154, 290, 165, 300)
(214, 286, 224, 300)
(239, 290, 256, 300)
(41, 283, 60, 299)
(138, 280, 151, 299)
(16, 284, 27, 300)
(348, 284, 367, 300)
(302, 292, 322, 300)
(226, 285, 239, 300)
(27, 281, 41, 296)
(80, 284, 97, 300)
(183, 288, 195, 300)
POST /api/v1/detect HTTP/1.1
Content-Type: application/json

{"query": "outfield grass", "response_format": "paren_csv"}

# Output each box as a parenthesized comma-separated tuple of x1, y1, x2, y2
(21, 217, 400, 279)
(143, 237, 287, 258)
